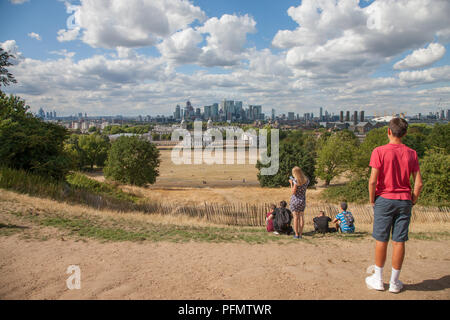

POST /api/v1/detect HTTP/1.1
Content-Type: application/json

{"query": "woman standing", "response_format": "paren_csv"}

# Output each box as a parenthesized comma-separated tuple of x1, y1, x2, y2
(289, 166, 309, 239)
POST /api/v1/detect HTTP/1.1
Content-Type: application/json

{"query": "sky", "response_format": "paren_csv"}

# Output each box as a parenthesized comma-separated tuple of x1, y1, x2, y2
(0, 0, 450, 117)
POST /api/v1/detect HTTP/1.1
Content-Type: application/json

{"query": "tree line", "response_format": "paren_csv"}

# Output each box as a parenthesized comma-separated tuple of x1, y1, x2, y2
(256, 124, 449, 206)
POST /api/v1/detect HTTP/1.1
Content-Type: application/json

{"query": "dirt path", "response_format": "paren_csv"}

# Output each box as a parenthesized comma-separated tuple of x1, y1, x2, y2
(1, 233, 449, 300)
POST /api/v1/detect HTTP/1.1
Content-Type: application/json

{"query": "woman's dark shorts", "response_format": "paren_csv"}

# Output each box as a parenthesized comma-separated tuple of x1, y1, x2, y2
(373, 196, 412, 242)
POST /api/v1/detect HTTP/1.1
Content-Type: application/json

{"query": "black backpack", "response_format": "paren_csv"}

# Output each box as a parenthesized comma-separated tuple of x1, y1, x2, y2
(274, 208, 292, 232)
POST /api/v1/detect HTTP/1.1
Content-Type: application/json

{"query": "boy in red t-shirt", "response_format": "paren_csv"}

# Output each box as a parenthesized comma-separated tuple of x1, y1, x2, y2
(366, 118, 423, 293)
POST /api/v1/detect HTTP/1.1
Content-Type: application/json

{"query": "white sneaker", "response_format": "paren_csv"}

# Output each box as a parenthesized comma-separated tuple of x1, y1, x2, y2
(273, 231, 279, 235)
(389, 280, 403, 293)
(365, 274, 384, 291)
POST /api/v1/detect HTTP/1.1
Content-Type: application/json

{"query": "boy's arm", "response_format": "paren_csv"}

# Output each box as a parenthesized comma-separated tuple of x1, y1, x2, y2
(369, 167, 379, 206)
(411, 170, 423, 205)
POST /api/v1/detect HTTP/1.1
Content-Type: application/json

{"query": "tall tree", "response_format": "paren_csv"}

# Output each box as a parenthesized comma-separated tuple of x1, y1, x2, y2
(315, 130, 358, 186)
(104, 136, 160, 186)
(0, 92, 70, 179)
(0, 48, 17, 89)
(78, 133, 110, 170)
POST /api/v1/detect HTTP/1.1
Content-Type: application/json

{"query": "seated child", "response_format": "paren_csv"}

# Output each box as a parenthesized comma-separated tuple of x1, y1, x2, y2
(313, 211, 336, 234)
(332, 202, 355, 233)
(265, 204, 276, 232)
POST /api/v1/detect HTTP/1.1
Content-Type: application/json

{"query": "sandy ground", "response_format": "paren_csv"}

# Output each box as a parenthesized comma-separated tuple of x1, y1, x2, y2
(1, 226, 449, 300)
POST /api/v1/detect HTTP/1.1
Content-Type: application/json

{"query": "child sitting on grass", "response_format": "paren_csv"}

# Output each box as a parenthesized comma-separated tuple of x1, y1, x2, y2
(265, 204, 276, 233)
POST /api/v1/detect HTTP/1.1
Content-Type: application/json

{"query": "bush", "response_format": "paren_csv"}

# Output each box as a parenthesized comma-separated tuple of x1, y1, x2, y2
(104, 136, 160, 186)
(418, 149, 450, 206)
(256, 130, 316, 187)
(321, 178, 369, 204)
(0, 92, 71, 179)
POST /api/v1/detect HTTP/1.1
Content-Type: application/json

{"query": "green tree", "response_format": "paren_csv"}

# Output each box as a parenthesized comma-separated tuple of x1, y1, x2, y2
(419, 148, 450, 206)
(104, 136, 160, 186)
(64, 134, 84, 170)
(256, 130, 316, 187)
(351, 126, 389, 178)
(403, 124, 432, 158)
(426, 123, 450, 154)
(315, 131, 358, 186)
(0, 48, 17, 88)
(78, 133, 110, 170)
(0, 92, 70, 179)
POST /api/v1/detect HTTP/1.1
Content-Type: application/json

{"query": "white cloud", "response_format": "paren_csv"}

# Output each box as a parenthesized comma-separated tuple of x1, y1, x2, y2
(57, 27, 80, 42)
(0, 40, 23, 62)
(393, 43, 446, 70)
(157, 28, 203, 64)
(56, 0, 205, 48)
(197, 14, 256, 67)
(157, 14, 257, 67)
(398, 65, 450, 85)
(10, 0, 29, 4)
(27, 32, 41, 41)
(273, 0, 450, 79)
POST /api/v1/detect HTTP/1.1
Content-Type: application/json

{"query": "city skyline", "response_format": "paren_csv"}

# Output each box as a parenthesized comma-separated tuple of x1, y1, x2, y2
(1, 0, 450, 117)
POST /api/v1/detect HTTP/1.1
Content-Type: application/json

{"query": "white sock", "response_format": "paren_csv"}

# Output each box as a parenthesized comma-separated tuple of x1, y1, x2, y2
(390, 268, 401, 284)
(374, 265, 383, 281)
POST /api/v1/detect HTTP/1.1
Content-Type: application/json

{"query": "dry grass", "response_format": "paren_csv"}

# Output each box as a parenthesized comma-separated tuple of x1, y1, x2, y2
(1, 189, 449, 235)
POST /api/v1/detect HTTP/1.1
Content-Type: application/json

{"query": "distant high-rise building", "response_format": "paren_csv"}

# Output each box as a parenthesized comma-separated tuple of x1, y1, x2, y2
(38, 108, 45, 119)
(340, 111, 344, 122)
(203, 105, 211, 119)
(319, 107, 323, 120)
(446, 109, 450, 121)
(174, 105, 181, 120)
(271, 108, 276, 120)
(440, 110, 445, 120)
(353, 111, 358, 125)
(360, 110, 365, 122)
(288, 112, 295, 121)
(211, 103, 219, 119)
(345, 111, 350, 122)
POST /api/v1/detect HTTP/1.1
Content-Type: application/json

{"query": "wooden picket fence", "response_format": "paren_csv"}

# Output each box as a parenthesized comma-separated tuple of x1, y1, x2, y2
(138, 201, 450, 227)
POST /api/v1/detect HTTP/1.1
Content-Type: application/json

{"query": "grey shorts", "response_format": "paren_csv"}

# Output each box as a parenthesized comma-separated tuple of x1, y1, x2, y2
(373, 196, 412, 242)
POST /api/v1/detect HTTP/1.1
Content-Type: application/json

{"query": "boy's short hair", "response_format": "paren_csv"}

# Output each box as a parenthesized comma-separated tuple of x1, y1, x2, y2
(270, 204, 276, 210)
(340, 202, 348, 211)
(389, 117, 408, 138)
(319, 210, 325, 216)
(280, 200, 287, 208)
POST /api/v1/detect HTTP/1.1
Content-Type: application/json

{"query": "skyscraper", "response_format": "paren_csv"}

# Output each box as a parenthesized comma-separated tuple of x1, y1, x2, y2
(353, 111, 358, 125)
(320, 107, 323, 120)
(345, 111, 350, 122)
(360, 110, 365, 122)
(340, 111, 344, 122)
(174, 105, 181, 120)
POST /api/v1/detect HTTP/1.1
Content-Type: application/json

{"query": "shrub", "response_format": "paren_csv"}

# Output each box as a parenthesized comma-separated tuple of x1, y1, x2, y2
(0, 92, 71, 179)
(321, 178, 369, 204)
(418, 149, 450, 206)
(104, 136, 160, 186)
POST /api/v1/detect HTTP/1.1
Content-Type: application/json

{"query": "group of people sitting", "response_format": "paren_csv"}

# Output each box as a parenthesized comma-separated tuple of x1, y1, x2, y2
(265, 201, 355, 236)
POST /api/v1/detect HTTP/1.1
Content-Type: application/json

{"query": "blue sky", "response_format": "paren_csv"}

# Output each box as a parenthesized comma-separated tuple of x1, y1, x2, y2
(1, 0, 449, 117)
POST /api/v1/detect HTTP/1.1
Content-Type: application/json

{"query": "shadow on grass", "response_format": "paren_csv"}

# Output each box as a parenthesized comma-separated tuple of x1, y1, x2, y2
(404, 275, 450, 292)
(0, 223, 29, 230)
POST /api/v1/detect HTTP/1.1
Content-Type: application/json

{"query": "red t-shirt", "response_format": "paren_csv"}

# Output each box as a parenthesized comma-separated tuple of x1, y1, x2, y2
(369, 143, 420, 200)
